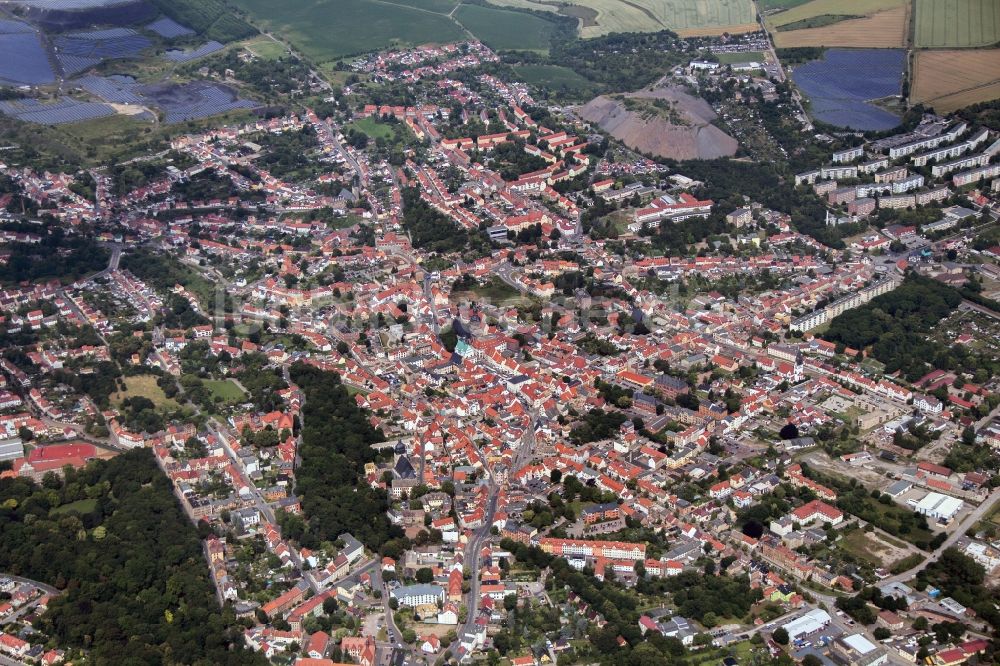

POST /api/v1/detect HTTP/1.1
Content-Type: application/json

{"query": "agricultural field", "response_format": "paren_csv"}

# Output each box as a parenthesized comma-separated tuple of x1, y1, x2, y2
(911, 49, 1000, 113)
(489, 0, 756, 38)
(914, 0, 1000, 48)
(453, 3, 559, 51)
(229, 0, 464, 61)
(766, 0, 902, 27)
(759, 0, 811, 10)
(772, 5, 907, 47)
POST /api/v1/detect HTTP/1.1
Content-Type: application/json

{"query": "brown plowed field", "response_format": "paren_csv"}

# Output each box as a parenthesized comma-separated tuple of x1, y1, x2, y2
(911, 49, 1000, 113)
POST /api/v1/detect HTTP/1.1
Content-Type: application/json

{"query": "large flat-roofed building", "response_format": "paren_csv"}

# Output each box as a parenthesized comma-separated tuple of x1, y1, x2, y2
(0, 437, 23, 462)
(833, 633, 889, 666)
(782, 608, 831, 642)
(915, 492, 963, 522)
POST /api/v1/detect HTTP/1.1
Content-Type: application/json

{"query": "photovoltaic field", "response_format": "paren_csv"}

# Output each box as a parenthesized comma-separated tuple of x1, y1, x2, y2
(163, 40, 225, 62)
(54, 27, 152, 75)
(146, 16, 195, 38)
(0, 97, 115, 124)
(0, 19, 56, 85)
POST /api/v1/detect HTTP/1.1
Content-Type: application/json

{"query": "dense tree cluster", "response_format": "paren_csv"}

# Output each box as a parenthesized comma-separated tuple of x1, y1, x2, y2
(489, 141, 549, 180)
(401, 187, 483, 254)
(0, 449, 263, 665)
(288, 362, 401, 550)
(149, 0, 256, 43)
(202, 50, 316, 99)
(823, 274, 963, 381)
(917, 549, 1000, 634)
(0, 231, 109, 285)
(662, 571, 762, 626)
(569, 408, 628, 444)
(171, 171, 246, 203)
(122, 248, 215, 306)
(253, 126, 324, 181)
(548, 31, 688, 93)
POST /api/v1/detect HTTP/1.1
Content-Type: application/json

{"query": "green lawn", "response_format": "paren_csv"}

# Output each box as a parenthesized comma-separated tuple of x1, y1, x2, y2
(204, 379, 246, 403)
(230, 0, 465, 61)
(243, 36, 290, 60)
(455, 3, 559, 51)
(50, 498, 99, 516)
(347, 116, 396, 140)
(112, 375, 180, 410)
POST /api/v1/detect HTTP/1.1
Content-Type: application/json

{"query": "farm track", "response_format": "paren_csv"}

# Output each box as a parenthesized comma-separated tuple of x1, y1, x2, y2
(619, 0, 665, 27)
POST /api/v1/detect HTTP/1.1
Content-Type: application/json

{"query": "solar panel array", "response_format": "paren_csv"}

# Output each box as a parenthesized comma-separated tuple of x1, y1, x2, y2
(54, 27, 151, 75)
(75, 74, 145, 104)
(0, 19, 56, 85)
(64, 75, 259, 124)
(140, 81, 257, 122)
(0, 19, 36, 34)
(163, 40, 224, 62)
(15, 0, 129, 8)
(146, 16, 195, 38)
(0, 96, 115, 124)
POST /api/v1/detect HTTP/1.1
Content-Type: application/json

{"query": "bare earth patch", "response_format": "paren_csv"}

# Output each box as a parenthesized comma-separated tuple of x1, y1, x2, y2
(574, 85, 738, 160)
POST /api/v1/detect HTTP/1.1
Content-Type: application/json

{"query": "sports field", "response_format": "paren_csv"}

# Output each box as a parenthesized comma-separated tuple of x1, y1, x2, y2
(490, 0, 756, 38)
(911, 49, 1000, 112)
(914, 0, 1000, 48)
(772, 5, 907, 47)
(716, 50, 765, 63)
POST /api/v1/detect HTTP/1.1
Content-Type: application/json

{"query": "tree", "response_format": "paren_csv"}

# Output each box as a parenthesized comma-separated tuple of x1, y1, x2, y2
(550, 468, 562, 484)
(779, 423, 799, 440)
(961, 425, 976, 446)
(802, 655, 822, 666)
(415, 567, 434, 584)
(772, 627, 789, 645)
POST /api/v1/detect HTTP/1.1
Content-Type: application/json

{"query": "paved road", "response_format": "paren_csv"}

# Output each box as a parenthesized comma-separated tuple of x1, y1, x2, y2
(878, 486, 1000, 586)
(0, 573, 59, 597)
